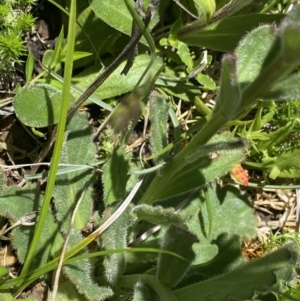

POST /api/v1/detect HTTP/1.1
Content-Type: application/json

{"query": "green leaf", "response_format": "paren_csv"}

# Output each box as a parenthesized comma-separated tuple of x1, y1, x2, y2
(0, 267, 8, 279)
(170, 40, 193, 70)
(0, 184, 63, 268)
(75, 6, 118, 65)
(149, 92, 170, 164)
(214, 54, 240, 120)
(174, 244, 297, 301)
(177, 14, 284, 52)
(280, 19, 300, 65)
(101, 206, 132, 285)
(256, 120, 295, 153)
(0, 169, 8, 193)
(193, 0, 216, 21)
(196, 73, 216, 90)
(73, 54, 163, 103)
(49, 27, 64, 69)
(235, 25, 276, 87)
(25, 48, 34, 83)
(90, 0, 158, 45)
(102, 147, 131, 206)
(192, 233, 246, 279)
(261, 146, 300, 179)
(181, 184, 257, 264)
(47, 278, 85, 301)
(0, 293, 37, 301)
(212, 0, 254, 20)
(156, 76, 200, 102)
(53, 112, 96, 231)
(263, 72, 300, 101)
(13, 84, 74, 128)
(139, 133, 246, 204)
(62, 231, 114, 301)
(133, 205, 184, 226)
(132, 280, 158, 301)
(157, 225, 197, 287)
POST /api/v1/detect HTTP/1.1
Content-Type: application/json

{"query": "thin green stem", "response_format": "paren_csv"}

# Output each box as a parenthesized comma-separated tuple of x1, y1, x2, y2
(18, 0, 77, 285)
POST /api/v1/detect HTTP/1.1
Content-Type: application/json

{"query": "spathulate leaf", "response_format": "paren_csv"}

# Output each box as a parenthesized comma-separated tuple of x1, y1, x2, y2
(13, 84, 74, 127)
(235, 25, 276, 87)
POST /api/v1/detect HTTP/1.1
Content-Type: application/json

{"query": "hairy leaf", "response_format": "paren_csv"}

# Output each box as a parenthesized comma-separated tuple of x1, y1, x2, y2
(177, 14, 284, 52)
(139, 133, 246, 204)
(63, 231, 113, 301)
(13, 84, 74, 127)
(181, 184, 257, 264)
(263, 72, 300, 101)
(133, 205, 184, 226)
(53, 112, 96, 232)
(174, 244, 297, 301)
(0, 184, 63, 268)
(235, 25, 276, 88)
(102, 147, 131, 206)
(149, 92, 170, 164)
(101, 206, 132, 284)
(157, 225, 197, 287)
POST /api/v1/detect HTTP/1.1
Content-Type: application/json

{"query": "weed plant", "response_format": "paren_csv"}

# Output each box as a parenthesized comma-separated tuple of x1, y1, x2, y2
(0, 1, 299, 301)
